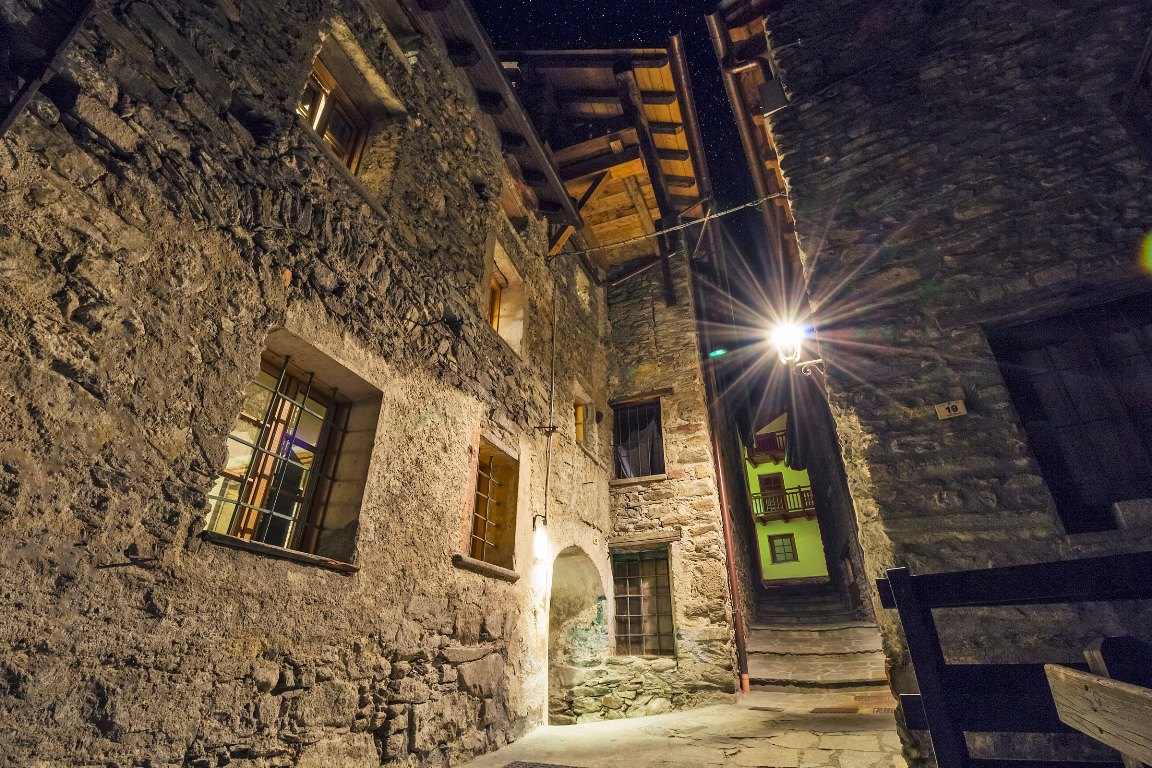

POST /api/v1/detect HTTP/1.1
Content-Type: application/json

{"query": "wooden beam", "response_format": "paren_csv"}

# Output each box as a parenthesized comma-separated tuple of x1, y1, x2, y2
(657, 148, 692, 162)
(500, 132, 527, 154)
(559, 145, 641, 181)
(1084, 637, 1152, 768)
(1046, 664, 1152, 764)
(556, 89, 678, 107)
(664, 174, 698, 189)
(650, 121, 684, 135)
(577, 171, 611, 211)
(445, 39, 480, 67)
(505, 53, 670, 70)
(548, 224, 576, 257)
(622, 176, 658, 240)
(415, 0, 448, 9)
(476, 91, 506, 115)
(615, 64, 677, 304)
(521, 168, 549, 187)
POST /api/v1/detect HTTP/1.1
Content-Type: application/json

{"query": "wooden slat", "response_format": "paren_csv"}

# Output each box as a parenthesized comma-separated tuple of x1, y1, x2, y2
(556, 88, 678, 107)
(1046, 665, 1152, 764)
(1084, 637, 1152, 768)
(559, 145, 641, 181)
(882, 553, 1152, 610)
(657, 148, 691, 162)
(650, 121, 684, 135)
(901, 694, 928, 730)
(967, 761, 1124, 768)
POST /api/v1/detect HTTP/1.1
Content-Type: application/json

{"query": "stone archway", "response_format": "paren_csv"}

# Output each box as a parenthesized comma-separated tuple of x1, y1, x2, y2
(548, 546, 608, 725)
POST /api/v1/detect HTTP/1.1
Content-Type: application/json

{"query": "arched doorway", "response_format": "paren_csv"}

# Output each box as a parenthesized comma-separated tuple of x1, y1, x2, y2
(548, 546, 607, 725)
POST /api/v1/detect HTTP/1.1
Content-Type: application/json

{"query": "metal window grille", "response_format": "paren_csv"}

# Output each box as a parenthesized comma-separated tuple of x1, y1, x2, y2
(471, 454, 503, 563)
(769, 534, 798, 563)
(612, 400, 664, 478)
(612, 549, 675, 656)
(206, 353, 349, 554)
(988, 293, 1152, 533)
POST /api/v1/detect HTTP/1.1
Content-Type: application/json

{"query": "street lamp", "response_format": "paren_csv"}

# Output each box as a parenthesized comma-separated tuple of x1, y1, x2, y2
(769, 322, 826, 379)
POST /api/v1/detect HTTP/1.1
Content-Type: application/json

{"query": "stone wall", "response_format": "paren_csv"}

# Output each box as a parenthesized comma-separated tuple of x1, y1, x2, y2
(0, 1, 620, 765)
(600, 253, 739, 711)
(760, 0, 1152, 762)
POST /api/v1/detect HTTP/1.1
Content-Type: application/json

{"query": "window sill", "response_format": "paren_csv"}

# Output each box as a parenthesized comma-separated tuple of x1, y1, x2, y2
(610, 473, 667, 488)
(200, 531, 359, 574)
(294, 118, 389, 221)
(451, 554, 520, 583)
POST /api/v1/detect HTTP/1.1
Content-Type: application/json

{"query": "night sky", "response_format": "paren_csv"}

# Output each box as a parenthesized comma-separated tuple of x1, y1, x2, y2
(469, 0, 757, 206)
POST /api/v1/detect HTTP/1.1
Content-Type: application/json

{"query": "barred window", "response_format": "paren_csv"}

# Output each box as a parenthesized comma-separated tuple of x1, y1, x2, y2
(574, 401, 588, 447)
(988, 294, 1152, 533)
(612, 549, 674, 656)
(470, 438, 519, 570)
(613, 400, 664, 478)
(769, 533, 798, 564)
(205, 342, 380, 565)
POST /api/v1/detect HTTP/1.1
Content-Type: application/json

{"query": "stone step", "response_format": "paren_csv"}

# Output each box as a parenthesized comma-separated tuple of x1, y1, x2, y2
(753, 614, 864, 627)
(746, 626, 884, 655)
(747, 650, 888, 688)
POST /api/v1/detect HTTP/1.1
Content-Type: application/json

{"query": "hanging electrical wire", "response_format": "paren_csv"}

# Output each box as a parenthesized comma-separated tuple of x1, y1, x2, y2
(559, 191, 787, 259)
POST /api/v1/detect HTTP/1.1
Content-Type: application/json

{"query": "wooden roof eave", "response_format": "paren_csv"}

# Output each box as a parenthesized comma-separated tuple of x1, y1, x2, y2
(409, 0, 582, 228)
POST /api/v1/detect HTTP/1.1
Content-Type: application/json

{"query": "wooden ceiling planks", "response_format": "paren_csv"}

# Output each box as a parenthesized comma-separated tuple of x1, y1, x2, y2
(501, 47, 707, 271)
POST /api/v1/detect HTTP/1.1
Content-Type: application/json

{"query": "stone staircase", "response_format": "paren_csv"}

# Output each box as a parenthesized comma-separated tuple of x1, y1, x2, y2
(747, 582, 891, 696)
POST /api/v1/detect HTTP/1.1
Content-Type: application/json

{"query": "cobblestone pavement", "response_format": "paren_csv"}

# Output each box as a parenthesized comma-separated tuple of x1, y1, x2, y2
(460, 691, 905, 768)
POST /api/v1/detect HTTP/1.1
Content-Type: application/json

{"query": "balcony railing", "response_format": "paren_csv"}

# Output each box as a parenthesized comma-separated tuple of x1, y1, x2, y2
(752, 485, 816, 522)
(752, 429, 787, 456)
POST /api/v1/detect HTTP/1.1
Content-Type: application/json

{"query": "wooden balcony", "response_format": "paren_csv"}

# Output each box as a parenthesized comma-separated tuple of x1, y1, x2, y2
(749, 429, 787, 465)
(752, 485, 816, 523)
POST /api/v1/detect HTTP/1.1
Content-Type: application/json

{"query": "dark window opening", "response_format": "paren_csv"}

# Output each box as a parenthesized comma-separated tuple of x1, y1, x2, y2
(988, 294, 1152, 533)
(613, 400, 665, 478)
(769, 533, 798, 564)
(612, 549, 674, 656)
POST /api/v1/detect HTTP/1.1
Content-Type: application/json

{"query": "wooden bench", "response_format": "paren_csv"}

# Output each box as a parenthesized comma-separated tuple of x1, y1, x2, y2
(876, 551, 1152, 768)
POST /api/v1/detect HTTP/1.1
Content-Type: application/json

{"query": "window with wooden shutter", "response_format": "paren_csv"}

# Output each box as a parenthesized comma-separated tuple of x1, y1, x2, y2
(988, 294, 1152, 533)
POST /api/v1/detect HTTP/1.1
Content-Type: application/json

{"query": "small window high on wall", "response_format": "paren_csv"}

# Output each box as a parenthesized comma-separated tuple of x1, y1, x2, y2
(484, 240, 525, 353)
(613, 399, 664, 478)
(988, 294, 1152, 533)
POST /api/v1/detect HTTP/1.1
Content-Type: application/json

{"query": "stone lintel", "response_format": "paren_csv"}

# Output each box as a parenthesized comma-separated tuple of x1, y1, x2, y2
(608, 529, 681, 550)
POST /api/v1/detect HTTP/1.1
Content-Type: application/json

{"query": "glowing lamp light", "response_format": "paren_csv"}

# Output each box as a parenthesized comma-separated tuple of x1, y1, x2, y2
(1142, 231, 1152, 275)
(708, 348, 728, 358)
(770, 323, 808, 364)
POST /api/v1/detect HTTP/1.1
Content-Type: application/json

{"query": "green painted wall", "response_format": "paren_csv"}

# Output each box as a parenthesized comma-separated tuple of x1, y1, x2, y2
(746, 451, 830, 581)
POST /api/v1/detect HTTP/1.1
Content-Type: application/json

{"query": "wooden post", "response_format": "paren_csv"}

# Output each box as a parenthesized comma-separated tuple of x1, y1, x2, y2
(1084, 636, 1152, 768)
(614, 61, 677, 306)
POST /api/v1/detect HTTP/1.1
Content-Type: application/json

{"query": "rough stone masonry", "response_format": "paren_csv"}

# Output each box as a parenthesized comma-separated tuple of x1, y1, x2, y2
(759, 0, 1152, 763)
(0, 0, 736, 765)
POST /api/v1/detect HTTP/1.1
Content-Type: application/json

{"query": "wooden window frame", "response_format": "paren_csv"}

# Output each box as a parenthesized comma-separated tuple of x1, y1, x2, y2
(612, 399, 665, 479)
(206, 351, 351, 557)
(296, 58, 370, 173)
(574, 401, 588, 447)
(768, 533, 798, 564)
(612, 548, 675, 656)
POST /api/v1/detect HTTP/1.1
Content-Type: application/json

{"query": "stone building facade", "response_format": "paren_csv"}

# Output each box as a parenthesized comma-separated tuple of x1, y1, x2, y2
(714, 0, 1152, 762)
(0, 0, 736, 765)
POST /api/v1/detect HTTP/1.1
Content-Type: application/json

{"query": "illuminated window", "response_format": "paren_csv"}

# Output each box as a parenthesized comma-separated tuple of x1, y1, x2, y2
(769, 534, 798, 564)
(296, 58, 369, 172)
(205, 340, 380, 564)
(487, 269, 506, 332)
(484, 240, 524, 352)
(988, 294, 1152, 533)
(470, 438, 519, 570)
(612, 549, 674, 656)
(574, 401, 588, 447)
(613, 399, 664, 478)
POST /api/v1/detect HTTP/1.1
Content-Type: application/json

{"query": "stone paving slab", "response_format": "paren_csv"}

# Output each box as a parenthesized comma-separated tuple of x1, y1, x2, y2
(747, 627, 884, 655)
(461, 692, 904, 768)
